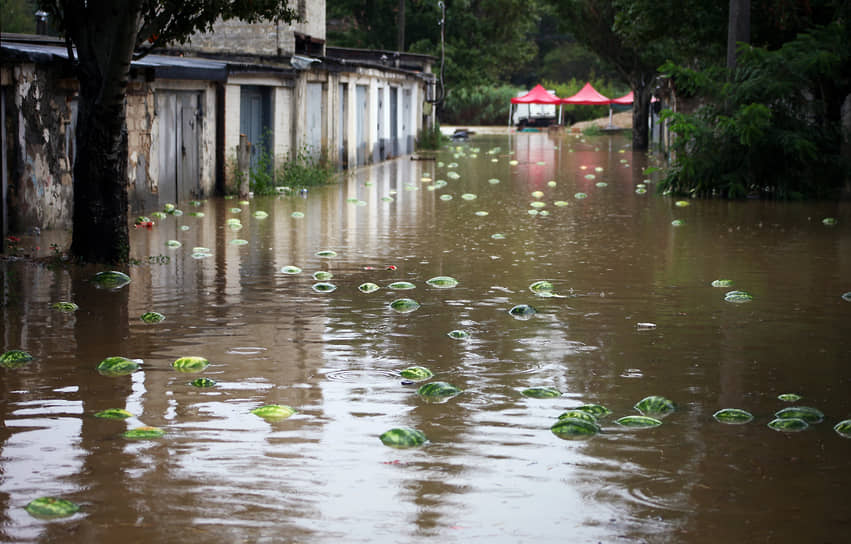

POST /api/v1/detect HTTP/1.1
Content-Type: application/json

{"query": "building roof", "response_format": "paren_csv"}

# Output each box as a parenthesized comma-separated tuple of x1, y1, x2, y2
(1, 38, 228, 81)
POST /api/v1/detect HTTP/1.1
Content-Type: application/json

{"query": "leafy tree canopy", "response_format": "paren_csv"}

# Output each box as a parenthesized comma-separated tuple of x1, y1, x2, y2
(328, 0, 542, 89)
(0, 0, 38, 33)
(658, 19, 851, 199)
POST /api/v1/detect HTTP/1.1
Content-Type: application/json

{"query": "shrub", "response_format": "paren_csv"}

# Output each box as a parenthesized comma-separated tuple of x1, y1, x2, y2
(440, 85, 522, 125)
(416, 124, 447, 150)
(274, 147, 336, 191)
(248, 146, 337, 196)
(658, 22, 850, 199)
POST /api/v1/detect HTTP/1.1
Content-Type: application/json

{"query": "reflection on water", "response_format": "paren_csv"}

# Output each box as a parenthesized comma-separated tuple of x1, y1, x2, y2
(2, 131, 850, 543)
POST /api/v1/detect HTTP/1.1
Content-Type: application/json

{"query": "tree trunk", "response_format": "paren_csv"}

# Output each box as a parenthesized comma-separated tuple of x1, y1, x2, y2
(70, 80, 131, 263)
(631, 79, 653, 151)
(727, 0, 751, 70)
(67, 1, 141, 263)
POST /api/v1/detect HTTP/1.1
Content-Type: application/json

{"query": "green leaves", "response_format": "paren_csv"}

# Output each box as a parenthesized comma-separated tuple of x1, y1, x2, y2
(659, 22, 850, 199)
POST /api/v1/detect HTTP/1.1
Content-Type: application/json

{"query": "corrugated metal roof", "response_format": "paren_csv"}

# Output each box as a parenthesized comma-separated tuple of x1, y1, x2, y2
(1, 42, 228, 81)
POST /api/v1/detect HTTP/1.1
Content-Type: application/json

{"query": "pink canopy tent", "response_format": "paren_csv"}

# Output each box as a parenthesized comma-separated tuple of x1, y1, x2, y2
(511, 84, 561, 105)
(611, 91, 634, 105)
(561, 82, 611, 105)
(509, 84, 563, 127)
(563, 82, 620, 128)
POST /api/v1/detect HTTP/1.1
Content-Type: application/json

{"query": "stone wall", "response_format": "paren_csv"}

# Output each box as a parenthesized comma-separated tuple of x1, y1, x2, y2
(185, 18, 280, 56)
(182, 2, 326, 58)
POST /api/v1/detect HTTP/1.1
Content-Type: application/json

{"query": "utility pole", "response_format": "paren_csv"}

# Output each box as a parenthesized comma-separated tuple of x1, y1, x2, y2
(397, 0, 405, 53)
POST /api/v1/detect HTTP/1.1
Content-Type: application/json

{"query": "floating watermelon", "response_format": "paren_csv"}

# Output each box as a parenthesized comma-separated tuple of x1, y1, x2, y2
(379, 428, 427, 448)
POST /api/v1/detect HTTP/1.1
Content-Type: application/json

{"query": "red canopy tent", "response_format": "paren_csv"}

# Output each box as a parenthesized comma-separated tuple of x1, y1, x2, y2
(561, 82, 611, 105)
(511, 84, 561, 105)
(509, 84, 563, 127)
(611, 91, 634, 105)
(563, 83, 634, 129)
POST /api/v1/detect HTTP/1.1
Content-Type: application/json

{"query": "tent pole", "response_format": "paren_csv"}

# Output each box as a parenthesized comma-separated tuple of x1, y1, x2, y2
(608, 106, 614, 129)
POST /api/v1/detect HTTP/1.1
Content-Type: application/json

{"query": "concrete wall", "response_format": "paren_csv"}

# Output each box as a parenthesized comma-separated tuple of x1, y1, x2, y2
(1, 62, 76, 231)
(283, 0, 326, 54)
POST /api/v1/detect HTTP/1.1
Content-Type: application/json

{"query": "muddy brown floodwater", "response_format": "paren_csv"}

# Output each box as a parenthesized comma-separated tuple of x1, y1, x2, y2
(2, 131, 850, 543)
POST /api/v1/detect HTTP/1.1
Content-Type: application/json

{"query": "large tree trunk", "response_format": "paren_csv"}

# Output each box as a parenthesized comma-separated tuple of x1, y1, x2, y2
(67, 1, 141, 263)
(631, 78, 653, 151)
(727, 0, 750, 70)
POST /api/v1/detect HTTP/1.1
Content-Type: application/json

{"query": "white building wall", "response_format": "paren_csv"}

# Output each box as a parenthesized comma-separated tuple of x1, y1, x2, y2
(346, 80, 358, 168)
(411, 83, 420, 150)
(224, 83, 242, 175)
(381, 84, 390, 158)
(369, 78, 379, 163)
(330, 68, 429, 168)
(273, 86, 293, 167)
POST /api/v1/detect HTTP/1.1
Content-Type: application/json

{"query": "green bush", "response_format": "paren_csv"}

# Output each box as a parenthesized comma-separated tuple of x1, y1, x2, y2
(249, 146, 276, 195)
(416, 124, 447, 150)
(441, 85, 522, 125)
(275, 147, 336, 191)
(658, 22, 850, 199)
(249, 146, 337, 196)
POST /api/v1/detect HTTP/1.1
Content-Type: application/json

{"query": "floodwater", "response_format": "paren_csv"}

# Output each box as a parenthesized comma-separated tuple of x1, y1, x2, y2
(2, 131, 850, 543)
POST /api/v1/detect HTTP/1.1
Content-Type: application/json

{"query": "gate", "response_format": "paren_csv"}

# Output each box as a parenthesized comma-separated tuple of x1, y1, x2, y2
(239, 85, 272, 173)
(157, 91, 201, 204)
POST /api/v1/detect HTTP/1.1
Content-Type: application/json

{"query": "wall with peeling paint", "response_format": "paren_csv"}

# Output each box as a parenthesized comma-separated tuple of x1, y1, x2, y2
(1, 61, 219, 233)
(1, 62, 76, 231)
(126, 79, 156, 212)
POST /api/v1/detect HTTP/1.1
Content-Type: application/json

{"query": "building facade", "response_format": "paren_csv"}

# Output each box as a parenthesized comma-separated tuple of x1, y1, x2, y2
(0, 4, 434, 238)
